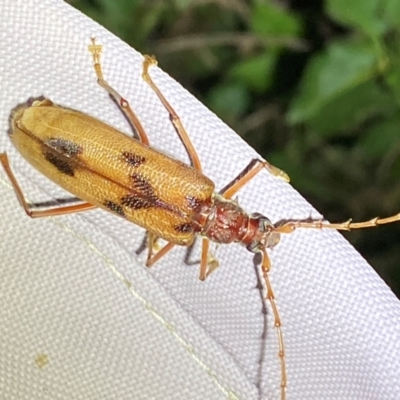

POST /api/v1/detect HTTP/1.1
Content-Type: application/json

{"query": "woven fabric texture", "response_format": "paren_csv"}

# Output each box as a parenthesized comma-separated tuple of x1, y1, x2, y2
(1, 1, 400, 399)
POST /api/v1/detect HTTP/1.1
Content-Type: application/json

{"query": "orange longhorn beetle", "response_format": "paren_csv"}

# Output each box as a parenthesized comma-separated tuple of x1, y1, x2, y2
(1, 39, 400, 400)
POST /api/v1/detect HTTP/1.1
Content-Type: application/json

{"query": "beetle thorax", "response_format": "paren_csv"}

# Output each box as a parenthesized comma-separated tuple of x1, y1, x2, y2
(199, 195, 249, 244)
(199, 195, 280, 252)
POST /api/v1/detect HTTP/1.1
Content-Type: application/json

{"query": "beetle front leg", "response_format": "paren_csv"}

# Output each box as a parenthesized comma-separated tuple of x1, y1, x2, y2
(221, 158, 289, 200)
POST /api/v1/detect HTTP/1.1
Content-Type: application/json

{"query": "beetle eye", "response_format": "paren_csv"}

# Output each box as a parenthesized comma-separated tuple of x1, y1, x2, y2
(259, 217, 272, 232)
(250, 213, 273, 232)
(246, 241, 260, 253)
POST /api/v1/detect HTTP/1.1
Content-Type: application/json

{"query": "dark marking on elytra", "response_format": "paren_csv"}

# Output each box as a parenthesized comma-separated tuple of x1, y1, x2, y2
(186, 196, 203, 212)
(103, 200, 126, 218)
(121, 195, 153, 210)
(46, 138, 82, 157)
(121, 174, 160, 210)
(123, 174, 185, 215)
(42, 138, 83, 177)
(43, 151, 75, 176)
(130, 173, 154, 196)
(174, 222, 193, 233)
(122, 152, 145, 167)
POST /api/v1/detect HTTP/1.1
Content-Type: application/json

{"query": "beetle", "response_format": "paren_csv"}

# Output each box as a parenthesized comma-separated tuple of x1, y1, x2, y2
(2, 39, 400, 400)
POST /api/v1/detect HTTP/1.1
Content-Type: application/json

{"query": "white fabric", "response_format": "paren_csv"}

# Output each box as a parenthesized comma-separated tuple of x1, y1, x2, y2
(1, 1, 400, 399)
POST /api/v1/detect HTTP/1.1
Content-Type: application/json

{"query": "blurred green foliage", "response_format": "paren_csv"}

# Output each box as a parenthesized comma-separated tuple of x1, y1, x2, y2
(68, 0, 400, 298)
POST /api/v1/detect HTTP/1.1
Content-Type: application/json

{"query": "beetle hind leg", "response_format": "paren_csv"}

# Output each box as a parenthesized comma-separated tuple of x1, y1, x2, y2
(0, 152, 96, 218)
(146, 233, 219, 280)
(145, 233, 176, 267)
(142, 55, 202, 172)
(88, 38, 150, 145)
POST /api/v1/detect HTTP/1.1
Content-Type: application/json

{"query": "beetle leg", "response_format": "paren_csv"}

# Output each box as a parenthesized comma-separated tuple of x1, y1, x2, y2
(88, 38, 150, 145)
(145, 232, 176, 267)
(0, 152, 96, 218)
(142, 55, 202, 172)
(146, 233, 218, 279)
(198, 237, 209, 280)
(198, 238, 220, 280)
(220, 159, 289, 199)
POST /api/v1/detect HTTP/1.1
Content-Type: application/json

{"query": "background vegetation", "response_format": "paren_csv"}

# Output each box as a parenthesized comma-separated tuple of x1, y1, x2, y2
(68, 0, 400, 299)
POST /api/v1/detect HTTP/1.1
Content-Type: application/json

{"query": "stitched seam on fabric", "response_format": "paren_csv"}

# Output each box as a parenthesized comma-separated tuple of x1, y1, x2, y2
(0, 177, 241, 399)
(52, 217, 240, 399)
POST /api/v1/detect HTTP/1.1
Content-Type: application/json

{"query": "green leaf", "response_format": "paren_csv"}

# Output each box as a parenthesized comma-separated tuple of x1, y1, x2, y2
(383, 0, 400, 29)
(385, 61, 400, 105)
(307, 81, 396, 136)
(229, 52, 278, 93)
(251, 2, 301, 37)
(288, 40, 379, 124)
(327, 0, 387, 37)
(207, 82, 250, 120)
(359, 113, 400, 158)
(173, 0, 193, 11)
